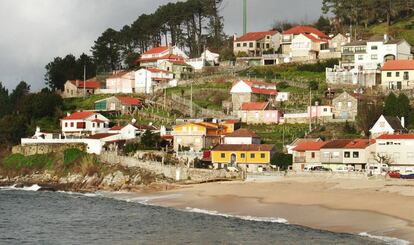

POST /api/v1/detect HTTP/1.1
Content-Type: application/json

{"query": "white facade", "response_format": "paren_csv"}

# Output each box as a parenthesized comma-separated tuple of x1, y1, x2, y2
(61, 113, 110, 136)
(140, 46, 188, 61)
(187, 50, 220, 70)
(108, 124, 138, 140)
(105, 71, 135, 94)
(376, 136, 414, 172)
(276, 92, 289, 102)
(224, 136, 260, 145)
(370, 115, 399, 138)
(135, 68, 174, 94)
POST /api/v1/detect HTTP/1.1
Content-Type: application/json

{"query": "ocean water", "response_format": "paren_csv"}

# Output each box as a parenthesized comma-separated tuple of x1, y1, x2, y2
(0, 188, 385, 245)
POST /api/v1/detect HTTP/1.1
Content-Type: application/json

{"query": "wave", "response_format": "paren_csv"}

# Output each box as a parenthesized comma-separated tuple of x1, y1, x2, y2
(185, 207, 289, 224)
(359, 232, 410, 245)
(0, 184, 42, 192)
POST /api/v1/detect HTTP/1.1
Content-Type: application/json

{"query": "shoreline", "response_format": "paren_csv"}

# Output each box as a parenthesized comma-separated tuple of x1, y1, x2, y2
(2, 176, 414, 244)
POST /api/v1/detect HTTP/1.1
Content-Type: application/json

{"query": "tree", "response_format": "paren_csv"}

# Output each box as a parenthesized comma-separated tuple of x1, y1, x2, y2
(314, 16, 331, 34)
(140, 130, 161, 149)
(9, 81, 30, 113)
(270, 152, 292, 170)
(397, 93, 410, 121)
(356, 99, 383, 136)
(0, 82, 10, 118)
(91, 28, 122, 72)
(383, 92, 398, 117)
(45, 54, 77, 90)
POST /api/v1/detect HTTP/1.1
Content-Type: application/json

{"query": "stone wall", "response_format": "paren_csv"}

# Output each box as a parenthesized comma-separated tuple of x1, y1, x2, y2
(99, 151, 241, 182)
(12, 143, 86, 156)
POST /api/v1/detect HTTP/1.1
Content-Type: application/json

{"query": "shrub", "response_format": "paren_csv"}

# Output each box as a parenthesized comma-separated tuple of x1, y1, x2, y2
(63, 148, 85, 166)
(2, 153, 54, 171)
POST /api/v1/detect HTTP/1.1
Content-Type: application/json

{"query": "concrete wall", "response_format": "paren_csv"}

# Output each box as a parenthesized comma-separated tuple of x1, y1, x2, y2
(99, 152, 241, 182)
(12, 143, 86, 156)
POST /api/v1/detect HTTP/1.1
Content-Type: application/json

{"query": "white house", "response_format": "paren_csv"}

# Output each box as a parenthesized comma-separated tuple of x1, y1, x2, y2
(138, 46, 188, 68)
(61, 111, 110, 137)
(187, 49, 220, 70)
(381, 60, 414, 90)
(375, 134, 414, 172)
(108, 124, 138, 140)
(230, 80, 278, 111)
(105, 70, 135, 94)
(223, 128, 261, 145)
(233, 30, 281, 57)
(369, 115, 406, 138)
(135, 68, 174, 94)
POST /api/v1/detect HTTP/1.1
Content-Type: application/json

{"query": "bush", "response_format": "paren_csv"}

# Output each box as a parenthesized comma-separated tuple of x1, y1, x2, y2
(270, 153, 292, 170)
(277, 81, 289, 89)
(63, 148, 85, 166)
(3, 153, 54, 171)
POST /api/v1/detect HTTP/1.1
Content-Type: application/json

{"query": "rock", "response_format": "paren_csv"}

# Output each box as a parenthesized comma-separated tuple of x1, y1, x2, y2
(83, 174, 101, 188)
(59, 173, 83, 184)
(100, 173, 114, 187)
(100, 171, 129, 189)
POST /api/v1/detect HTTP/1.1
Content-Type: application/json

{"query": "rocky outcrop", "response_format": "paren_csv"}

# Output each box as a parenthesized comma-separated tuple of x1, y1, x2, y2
(0, 168, 173, 193)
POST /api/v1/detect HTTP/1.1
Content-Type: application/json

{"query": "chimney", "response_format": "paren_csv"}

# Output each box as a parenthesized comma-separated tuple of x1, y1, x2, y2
(233, 34, 237, 42)
(384, 34, 389, 42)
(75, 80, 79, 87)
(66, 112, 71, 117)
(401, 117, 405, 128)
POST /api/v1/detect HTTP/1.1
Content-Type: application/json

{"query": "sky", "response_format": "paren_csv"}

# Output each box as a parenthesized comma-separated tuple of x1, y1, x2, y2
(0, 0, 322, 91)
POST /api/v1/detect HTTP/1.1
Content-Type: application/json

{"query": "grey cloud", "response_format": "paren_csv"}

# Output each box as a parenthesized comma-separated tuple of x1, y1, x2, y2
(0, 0, 321, 91)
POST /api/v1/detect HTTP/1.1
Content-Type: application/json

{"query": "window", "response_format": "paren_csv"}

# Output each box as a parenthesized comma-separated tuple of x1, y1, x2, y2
(371, 45, 378, 50)
(250, 153, 255, 158)
(387, 72, 392, 77)
(241, 153, 246, 158)
(266, 36, 270, 39)
(311, 152, 316, 158)
(249, 42, 253, 48)
(396, 72, 400, 77)
(333, 152, 340, 158)
(257, 43, 260, 48)
(353, 152, 359, 158)
(344, 151, 351, 158)
(92, 123, 95, 128)
(243, 43, 247, 47)
(221, 153, 226, 158)
(65, 122, 68, 127)
(260, 153, 266, 159)
(70, 122, 74, 127)
(236, 43, 241, 47)
(323, 108, 328, 112)
(266, 43, 270, 49)
(404, 72, 409, 80)
(358, 55, 363, 60)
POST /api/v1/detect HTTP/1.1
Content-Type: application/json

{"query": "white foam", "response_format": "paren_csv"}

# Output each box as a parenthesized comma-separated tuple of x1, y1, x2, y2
(359, 232, 410, 245)
(0, 184, 41, 192)
(185, 207, 289, 224)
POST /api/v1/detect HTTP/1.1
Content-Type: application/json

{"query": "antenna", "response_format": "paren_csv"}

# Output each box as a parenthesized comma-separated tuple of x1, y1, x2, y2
(83, 65, 86, 98)
(243, 0, 247, 35)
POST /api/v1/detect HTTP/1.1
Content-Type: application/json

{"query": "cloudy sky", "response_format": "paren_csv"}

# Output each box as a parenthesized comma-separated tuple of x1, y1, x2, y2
(0, 0, 322, 91)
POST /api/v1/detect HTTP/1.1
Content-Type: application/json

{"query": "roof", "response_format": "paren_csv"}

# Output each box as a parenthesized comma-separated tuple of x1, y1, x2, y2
(159, 54, 185, 61)
(116, 96, 141, 106)
(235, 31, 278, 42)
(91, 119, 105, 123)
(110, 125, 125, 131)
(282, 26, 329, 39)
(382, 60, 414, 71)
(106, 70, 131, 79)
(212, 144, 275, 152)
(241, 102, 269, 111)
(321, 139, 353, 149)
(63, 111, 94, 120)
(69, 80, 100, 89)
(293, 141, 327, 151)
(142, 46, 169, 55)
(88, 133, 117, 140)
(377, 134, 414, 140)
(147, 68, 172, 74)
(225, 128, 259, 138)
(384, 116, 405, 130)
(234, 80, 278, 95)
(134, 124, 158, 131)
(302, 33, 327, 43)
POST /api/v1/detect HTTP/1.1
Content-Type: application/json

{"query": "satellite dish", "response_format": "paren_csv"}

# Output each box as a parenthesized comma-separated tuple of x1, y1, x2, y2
(131, 118, 137, 124)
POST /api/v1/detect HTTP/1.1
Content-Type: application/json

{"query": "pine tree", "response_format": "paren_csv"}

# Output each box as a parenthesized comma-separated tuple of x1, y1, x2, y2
(383, 92, 398, 117)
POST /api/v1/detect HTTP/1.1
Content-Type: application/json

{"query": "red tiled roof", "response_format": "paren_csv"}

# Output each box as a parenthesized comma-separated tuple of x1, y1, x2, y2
(293, 141, 327, 151)
(147, 68, 172, 74)
(343, 139, 375, 149)
(142, 46, 169, 55)
(225, 128, 259, 138)
(282, 25, 329, 39)
(382, 60, 414, 71)
(117, 96, 141, 106)
(241, 102, 269, 111)
(235, 31, 278, 42)
(377, 134, 414, 140)
(63, 111, 94, 120)
(110, 125, 125, 131)
(302, 33, 327, 43)
(234, 80, 278, 95)
(159, 54, 185, 61)
(88, 133, 117, 140)
(91, 119, 105, 123)
(212, 144, 275, 152)
(69, 80, 100, 89)
(251, 87, 278, 95)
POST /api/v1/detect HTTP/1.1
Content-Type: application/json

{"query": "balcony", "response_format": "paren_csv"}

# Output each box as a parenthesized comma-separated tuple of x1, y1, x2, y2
(294, 157, 306, 163)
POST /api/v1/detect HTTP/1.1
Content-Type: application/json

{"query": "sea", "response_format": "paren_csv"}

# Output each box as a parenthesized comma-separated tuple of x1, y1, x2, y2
(0, 186, 397, 245)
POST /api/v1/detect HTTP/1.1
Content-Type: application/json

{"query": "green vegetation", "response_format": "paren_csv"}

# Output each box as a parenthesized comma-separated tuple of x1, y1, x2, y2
(63, 94, 113, 111)
(245, 124, 309, 151)
(369, 15, 414, 45)
(3, 153, 55, 171)
(63, 148, 86, 166)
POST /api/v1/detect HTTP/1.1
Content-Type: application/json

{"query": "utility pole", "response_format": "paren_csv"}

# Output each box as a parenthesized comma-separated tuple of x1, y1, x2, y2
(83, 65, 86, 98)
(243, 0, 247, 35)
(309, 87, 312, 132)
(190, 83, 193, 118)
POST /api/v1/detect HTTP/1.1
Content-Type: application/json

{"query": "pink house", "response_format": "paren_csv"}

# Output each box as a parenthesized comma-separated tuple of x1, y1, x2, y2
(237, 102, 280, 124)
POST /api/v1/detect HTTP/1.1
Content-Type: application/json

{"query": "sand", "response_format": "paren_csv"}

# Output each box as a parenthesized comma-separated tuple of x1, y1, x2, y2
(135, 176, 414, 243)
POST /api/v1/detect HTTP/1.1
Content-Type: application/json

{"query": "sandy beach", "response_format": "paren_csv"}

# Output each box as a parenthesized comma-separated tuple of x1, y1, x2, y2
(130, 176, 414, 243)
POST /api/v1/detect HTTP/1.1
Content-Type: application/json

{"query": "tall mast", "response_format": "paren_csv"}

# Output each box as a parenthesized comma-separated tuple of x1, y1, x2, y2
(243, 0, 247, 35)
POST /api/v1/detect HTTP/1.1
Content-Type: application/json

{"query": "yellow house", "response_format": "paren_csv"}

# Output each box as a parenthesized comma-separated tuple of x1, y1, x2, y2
(211, 144, 276, 172)
(171, 122, 221, 152)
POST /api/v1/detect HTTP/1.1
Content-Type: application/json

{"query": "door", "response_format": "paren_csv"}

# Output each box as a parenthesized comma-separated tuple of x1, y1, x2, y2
(231, 153, 237, 166)
(397, 81, 402, 90)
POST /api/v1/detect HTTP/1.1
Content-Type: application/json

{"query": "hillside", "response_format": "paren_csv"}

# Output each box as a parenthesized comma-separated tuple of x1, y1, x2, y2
(369, 15, 414, 45)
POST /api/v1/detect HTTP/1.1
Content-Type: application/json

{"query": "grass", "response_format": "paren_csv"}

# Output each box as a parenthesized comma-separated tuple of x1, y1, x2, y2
(369, 15, 414, 45)
(3, 153, 55, 171)
(63, 148, 86, 166)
